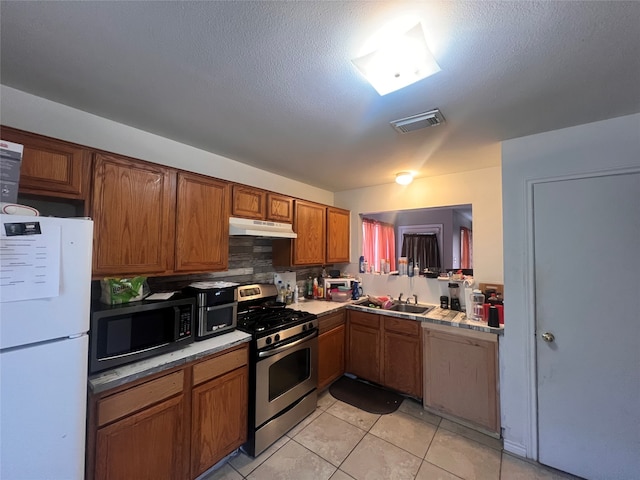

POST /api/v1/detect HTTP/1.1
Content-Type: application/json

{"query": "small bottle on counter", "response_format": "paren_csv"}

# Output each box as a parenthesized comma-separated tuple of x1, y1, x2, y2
(293, 285, 299, 303)
(312, 278, 318, 299)
(276, 281, 285, 303)
(285, 283, 293, 305)
(471, 289, 485, 322)
(306, 277, 314, 299)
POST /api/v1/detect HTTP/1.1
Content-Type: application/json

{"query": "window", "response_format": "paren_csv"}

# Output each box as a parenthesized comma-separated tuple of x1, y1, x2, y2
(362, 218, 396, 272)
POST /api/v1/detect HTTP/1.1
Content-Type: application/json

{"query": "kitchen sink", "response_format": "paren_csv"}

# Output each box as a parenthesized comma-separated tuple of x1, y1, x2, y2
(388, 303, 433, 315)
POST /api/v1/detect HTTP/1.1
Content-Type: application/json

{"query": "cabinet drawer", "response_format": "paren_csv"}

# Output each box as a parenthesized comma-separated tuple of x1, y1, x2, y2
(348, 310, 380, 328)
(384, 317, 421, 336)
(319, 310, 346, 334)
(193, 345, 248, 386)
(97, 371, 184, 427)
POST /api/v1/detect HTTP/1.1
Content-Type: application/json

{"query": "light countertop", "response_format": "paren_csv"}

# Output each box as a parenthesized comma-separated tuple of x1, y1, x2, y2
(88, 330, 251, 394)
(290, 298, 504, 335)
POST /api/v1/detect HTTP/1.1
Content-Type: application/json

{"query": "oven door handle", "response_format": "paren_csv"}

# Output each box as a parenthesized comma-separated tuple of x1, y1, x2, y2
(258, 330, 316, 358)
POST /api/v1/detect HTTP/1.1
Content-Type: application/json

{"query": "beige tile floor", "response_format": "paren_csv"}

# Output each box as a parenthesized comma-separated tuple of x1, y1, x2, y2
(202, 391, 577, 480)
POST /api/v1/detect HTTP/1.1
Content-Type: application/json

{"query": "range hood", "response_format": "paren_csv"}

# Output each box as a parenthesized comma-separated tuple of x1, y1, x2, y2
(228, 217, 297, 239)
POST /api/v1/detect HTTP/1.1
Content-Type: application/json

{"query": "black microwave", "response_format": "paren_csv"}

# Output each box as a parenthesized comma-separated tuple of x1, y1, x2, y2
(89, 297, 195, 374)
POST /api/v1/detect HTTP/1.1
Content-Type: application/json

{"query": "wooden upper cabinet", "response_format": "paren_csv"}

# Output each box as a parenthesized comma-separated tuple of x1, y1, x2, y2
(326, 207, 350, 263)
(267, 193, 293, 223)
(1, 126, 90, 199)
(231, 185, 265, 220)
(231, 186, 294, 224)
(293, 200, 326, 265)
(175, 172, 229, 272)
(91, 153, 176, 277)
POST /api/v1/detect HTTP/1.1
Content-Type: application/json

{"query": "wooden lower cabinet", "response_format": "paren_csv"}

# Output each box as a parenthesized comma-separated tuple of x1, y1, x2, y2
(422, 323, 500, 433)
(318, 310, 346, 390)
(346, 310, 422, 398)
(95, 394, 187, 480)
(382, 317, 422, 398)
(191, 364, 248, 478)
(88, 344, 249, 480)
(346, 311, 382, 384)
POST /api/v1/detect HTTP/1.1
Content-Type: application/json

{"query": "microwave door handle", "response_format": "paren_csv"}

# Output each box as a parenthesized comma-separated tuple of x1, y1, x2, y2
(257, 330, 316, 358)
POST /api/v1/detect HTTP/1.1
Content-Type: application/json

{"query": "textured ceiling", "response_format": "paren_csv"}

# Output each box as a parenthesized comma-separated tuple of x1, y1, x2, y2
(1, 1, 639, 191)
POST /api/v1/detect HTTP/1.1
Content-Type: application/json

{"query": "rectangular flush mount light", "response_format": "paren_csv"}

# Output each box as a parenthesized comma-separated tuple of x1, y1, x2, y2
(352, 23, 441, 95)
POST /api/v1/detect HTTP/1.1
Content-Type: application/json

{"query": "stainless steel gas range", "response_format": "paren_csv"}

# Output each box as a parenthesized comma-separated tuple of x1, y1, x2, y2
(236, 283, 318, 457)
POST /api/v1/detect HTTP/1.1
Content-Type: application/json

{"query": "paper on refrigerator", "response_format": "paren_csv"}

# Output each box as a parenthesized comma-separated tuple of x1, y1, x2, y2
(0, 221, 61, 302)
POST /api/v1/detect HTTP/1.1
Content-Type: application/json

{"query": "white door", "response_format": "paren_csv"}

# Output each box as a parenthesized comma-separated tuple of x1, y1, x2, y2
(533, 172, 640, 479)
(0, 335, 89, 479)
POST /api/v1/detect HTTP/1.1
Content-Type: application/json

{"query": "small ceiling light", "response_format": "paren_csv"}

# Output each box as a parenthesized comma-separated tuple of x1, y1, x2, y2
(352, 23, 441, 96)
(395, 172, 414, 185)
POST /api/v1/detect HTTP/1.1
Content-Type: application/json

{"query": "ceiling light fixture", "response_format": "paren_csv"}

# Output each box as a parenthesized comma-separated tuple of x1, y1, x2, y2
(395, 172, 414, 185)
(352, 23, 441, 96)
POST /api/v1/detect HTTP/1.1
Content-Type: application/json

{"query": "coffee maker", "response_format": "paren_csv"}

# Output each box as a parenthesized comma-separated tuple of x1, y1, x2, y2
(448, 283, 461, 311)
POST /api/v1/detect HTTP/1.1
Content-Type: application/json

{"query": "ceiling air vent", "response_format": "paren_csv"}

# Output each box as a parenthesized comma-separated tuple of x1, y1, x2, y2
(390, 109, 445, 134)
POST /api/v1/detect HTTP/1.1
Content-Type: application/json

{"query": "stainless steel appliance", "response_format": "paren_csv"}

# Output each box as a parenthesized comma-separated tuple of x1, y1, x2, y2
(89, 296, 195, 374)
(236, 284, 318, 457)
(183, 281, 239, 340)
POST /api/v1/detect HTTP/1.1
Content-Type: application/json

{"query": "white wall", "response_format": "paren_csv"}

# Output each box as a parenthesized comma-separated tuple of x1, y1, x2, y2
(501, 113, 640, 458)
(334, 165, 504, 287)
(0, 85, 334, 205)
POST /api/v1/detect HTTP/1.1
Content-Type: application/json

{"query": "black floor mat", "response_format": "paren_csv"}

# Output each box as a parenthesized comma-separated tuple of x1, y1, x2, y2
(329, 376, 403, 414)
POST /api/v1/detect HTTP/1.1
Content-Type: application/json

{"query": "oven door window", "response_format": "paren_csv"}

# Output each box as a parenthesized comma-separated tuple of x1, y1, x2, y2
(268, 348, 310, 401)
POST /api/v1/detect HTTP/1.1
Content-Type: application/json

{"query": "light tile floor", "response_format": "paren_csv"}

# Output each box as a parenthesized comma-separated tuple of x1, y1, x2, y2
(202, 391, 578, 480)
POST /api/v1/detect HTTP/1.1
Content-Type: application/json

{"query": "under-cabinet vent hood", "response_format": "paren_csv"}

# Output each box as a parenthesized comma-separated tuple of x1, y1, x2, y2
(229, 217, 297, 239)
(390, 109, 445, 134)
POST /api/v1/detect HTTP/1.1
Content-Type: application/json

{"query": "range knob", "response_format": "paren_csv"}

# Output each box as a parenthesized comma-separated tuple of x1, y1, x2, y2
(308, 322, 314, 330)
(265, 337, 272, 345)
(302, 324, 307, 331)
(274, 334, 281, 342)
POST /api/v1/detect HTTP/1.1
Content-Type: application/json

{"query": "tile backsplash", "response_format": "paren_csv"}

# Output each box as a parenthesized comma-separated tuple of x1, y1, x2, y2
(92, 236, 339, 299)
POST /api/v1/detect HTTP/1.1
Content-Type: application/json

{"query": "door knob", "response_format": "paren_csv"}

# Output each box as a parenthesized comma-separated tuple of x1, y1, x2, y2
(541, 332, 555, 343)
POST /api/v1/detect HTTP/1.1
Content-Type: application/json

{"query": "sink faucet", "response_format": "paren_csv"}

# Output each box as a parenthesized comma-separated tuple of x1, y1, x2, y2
(398, 293, 403, 303)
(412, 294, 418, 305)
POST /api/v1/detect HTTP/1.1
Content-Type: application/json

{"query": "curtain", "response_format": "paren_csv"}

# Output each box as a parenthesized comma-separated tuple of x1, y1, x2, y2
(401, 234, 441, 271)
(460, 227, 472, 268)
(362, 218, 396, 272)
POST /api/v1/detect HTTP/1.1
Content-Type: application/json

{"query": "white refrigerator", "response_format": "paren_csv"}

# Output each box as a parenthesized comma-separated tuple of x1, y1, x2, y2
(0, 214, 93, 479)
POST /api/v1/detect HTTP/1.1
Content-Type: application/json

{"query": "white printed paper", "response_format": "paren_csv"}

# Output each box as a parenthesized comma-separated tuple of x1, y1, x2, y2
(0, 225, 61, 302)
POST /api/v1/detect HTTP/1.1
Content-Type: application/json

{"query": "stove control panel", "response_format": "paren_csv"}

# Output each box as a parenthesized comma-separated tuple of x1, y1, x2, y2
(256, 317, 317, 350)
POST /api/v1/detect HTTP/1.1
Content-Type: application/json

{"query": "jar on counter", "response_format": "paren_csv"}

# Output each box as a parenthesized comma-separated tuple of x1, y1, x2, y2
(471, 289, 485, 322)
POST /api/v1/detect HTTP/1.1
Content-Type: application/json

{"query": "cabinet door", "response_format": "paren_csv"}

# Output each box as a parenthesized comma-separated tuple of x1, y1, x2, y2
(95, 395, 186, 480)
(424, 328, 499, 432)
(175, 172, 229, 272)
(232, 185, 265, 220)
(1, 126, 90, 199)
(92, 153, 176, 277)
(292, 200, 326, 265)
(191, 367, 248, 478)
(383, 328, 422, 398)
(347, 311, 381, 384)
(318, 324, 346, 390)
(326, 207, 350, 263)
(267, 193, 293, 223)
